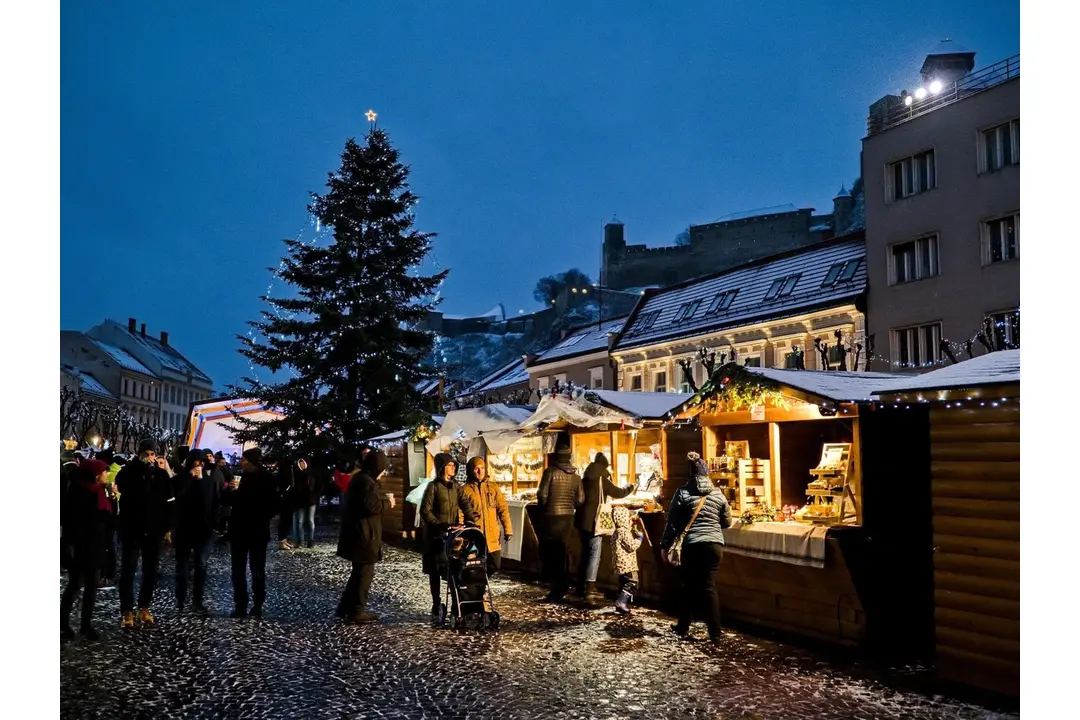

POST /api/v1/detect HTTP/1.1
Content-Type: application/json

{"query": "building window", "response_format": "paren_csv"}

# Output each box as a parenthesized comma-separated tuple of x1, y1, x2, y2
(653, 371, 667, 393)
(981, 118, 1019, 173)
(889, 235, 939, 285)
(629, 310, 660, 334)
(170, 385, 176, 405)
(671, 299, 702, 323)
(537, 377, 549, 390)
(706, 289, 738, 314)
(988, 310, 1020, 349)
(823, 259, 862, 287)
(892, 323, 942, 369)
(887, 149, 936, 201)
(629, 374, 643, 391)
(123, 379, 129, 396)
(588, 367, 604, 390)
(983, 213, 1019, 264)
(764, 274, 801, 301)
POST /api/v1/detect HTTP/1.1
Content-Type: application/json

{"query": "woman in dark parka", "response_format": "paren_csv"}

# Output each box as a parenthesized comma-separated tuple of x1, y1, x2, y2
(419, 452, 477, 623)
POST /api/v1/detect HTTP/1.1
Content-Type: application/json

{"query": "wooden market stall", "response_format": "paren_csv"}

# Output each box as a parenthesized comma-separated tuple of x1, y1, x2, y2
(364, 422, 443, 543)
(510, 390, 694, 598)
(671, 363, 932, 651)
(874, 350, 1020, 697)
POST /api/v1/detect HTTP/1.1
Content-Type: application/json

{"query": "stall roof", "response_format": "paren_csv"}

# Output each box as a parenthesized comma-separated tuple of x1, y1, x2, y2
(742, 367, 906, 403)
(427, 404, 535, 454)
(591, 390, 693, 419)
(874, 350, 1020, 396)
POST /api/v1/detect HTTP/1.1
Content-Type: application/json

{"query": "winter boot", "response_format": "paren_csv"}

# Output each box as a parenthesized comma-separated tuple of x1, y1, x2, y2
(350, 610, 379, 625)
(137, 608, 154, 626)
(614, 589, 632, 615)
(120, 612, 135, 629)
(584, 582, 603, 604)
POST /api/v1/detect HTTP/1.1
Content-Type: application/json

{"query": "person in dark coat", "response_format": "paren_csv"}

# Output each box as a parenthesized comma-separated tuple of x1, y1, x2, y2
(336, 448, 394, 624)
(214, 451, 235, 541)
(61, 459, 112, 640)
(173, 453, 221, 614)
(223, 448, 279, 618)
(535, 445, 584, 602)
(290, 458, 322, 549)
(574, 452, 635, 602)
(420, 452, 478, 624)
(115, 439, 175, 628)
(660, 452, 733, 645)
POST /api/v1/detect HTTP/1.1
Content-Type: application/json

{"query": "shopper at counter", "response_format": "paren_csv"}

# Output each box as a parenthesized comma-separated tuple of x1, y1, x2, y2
(536, 445, 584, 603)
(575, 452, 634, 603)
(660, 452, 732, 646)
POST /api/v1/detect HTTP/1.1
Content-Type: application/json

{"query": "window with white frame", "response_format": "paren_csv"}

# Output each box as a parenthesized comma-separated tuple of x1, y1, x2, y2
(887, 149, 936, 201)
(980, 118, 1019, 173)
(653, 370, 668, 393)
(892, 322, 942, 369)
(629, 373, 643, 391)
(889, 234, 939, 284)
(988, 310, 1020, 349)
(982, 213, 1019, 264)
(588, 366, 604, 389)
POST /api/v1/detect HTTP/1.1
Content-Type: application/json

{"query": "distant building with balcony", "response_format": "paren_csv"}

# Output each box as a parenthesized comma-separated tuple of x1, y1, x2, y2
(863, 43, 1019, 370)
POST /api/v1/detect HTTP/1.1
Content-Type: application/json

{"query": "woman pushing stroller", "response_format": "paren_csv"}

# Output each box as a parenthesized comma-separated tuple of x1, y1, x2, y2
(419, 453, 478, 625)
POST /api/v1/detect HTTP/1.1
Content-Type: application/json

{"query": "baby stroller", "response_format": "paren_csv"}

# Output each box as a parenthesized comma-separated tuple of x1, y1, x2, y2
(437, 526, 500, 631)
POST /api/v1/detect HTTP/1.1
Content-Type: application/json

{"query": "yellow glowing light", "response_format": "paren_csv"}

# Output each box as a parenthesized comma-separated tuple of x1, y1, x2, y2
(365, 109, 378, 123)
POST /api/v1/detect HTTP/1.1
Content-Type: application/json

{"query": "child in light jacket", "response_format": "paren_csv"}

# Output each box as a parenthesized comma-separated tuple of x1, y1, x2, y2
(611, 506, 644, 615)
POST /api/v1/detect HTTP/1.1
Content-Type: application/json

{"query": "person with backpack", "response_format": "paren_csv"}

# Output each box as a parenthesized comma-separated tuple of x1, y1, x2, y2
(659, 452, 732, 646)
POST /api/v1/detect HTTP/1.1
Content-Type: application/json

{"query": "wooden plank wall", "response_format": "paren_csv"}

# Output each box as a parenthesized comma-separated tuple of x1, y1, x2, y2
(381, 441, 408, 540)
(930, 403, 1020, 696)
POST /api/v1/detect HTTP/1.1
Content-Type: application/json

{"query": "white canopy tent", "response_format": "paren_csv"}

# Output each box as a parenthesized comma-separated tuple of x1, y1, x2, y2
(425, 404, 535, 457)
(185, 397, 285, 461)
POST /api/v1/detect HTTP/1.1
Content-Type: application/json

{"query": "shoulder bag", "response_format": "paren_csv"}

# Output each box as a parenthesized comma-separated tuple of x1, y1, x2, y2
(666, 496, 709, 567)
(593, 475, 616, 536)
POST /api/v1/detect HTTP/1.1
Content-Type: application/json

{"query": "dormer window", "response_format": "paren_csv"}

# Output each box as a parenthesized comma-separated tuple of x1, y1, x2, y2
(765, 274, 801, 300)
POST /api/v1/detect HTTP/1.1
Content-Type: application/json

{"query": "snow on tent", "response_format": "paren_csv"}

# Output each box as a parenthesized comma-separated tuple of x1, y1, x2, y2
(185, 398, 285, 460)
(425, 404, 535, 457)
(517, 390, 692, 431)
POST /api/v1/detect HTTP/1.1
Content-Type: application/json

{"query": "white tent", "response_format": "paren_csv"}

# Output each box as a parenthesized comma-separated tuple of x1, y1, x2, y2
(426, 404, 535, 457)
(518, 393, 643, 430)
(185, 397, 285, 460)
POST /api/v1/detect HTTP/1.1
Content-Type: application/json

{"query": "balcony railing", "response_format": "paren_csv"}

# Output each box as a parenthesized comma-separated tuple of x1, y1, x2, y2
(867, 54, 1019, 136)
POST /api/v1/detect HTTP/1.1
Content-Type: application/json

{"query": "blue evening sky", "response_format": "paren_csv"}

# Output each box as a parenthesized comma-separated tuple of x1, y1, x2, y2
(61, 1, 1019, 388)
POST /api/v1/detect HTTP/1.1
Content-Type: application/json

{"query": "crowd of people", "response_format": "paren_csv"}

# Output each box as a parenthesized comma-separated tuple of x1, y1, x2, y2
(60, 437, 732, 644)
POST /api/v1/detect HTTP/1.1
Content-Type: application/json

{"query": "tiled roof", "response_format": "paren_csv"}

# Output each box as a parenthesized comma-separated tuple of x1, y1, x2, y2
(532, 316, 627, 366)
(461, 358, 530, 396)
(612, 237, 866, 353)
(124, 330, 211, 383)
(91, 340, 157, 377)
(62, 365, 118, 401)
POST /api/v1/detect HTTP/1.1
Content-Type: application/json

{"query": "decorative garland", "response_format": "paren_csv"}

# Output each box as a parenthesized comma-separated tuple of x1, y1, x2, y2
(488, 455, 513, 473)
(517, 455, 544, 472)
(684, 364, 791, 414)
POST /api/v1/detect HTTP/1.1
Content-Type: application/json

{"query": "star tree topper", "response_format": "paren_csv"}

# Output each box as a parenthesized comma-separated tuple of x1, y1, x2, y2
(365, 109, 378, 127)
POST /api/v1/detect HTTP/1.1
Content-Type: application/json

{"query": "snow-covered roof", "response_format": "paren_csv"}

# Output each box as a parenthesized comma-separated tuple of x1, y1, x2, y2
(427, 404, 535, 454)
(744, 367, 907, 403)
(612, 237, 866, 353)
(91, 340, 156, 377)
(714, 204, 800, 223)
(592, 390, 693, 419)
(104, 320, 211, 382)
(533, 316, 627, 365)
(874, 350, 1020, 396)
(461, 358, 530, 396)
(62, 365, 118, 401)
(810, 223, 832, 232)
(928, 38, 974, 56)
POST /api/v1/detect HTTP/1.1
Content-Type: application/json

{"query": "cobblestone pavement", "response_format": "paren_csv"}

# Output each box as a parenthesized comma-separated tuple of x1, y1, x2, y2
(61, 527, 1017, 720)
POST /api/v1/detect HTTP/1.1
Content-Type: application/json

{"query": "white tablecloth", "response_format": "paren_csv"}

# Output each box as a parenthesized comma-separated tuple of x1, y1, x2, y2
(722, 521, 829, 568)
(503, 501, 531, 561)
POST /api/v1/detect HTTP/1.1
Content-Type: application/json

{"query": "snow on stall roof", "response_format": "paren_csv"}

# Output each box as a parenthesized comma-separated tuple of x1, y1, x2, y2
(873, 350, 1020, 396)
(91, 340, 156, 377)
(364, 429, 409, 443)
(743, 367, 907, 402)
(592, 390, 693, 419)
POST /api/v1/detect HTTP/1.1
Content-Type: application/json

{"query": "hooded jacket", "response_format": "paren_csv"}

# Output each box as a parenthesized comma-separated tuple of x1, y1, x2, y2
(537, 449, 584, 517)
(173, 457, 222, 542)
(222, 460, 278, 543)
(659, 474, 732, 549)
(576, 453, 635, 533)
(460, 458, 513, 553)
(420, 453, 478, 574)
(336, 449, 391, 564)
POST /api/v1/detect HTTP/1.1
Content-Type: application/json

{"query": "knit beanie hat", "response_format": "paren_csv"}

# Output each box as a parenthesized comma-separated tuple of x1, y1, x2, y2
(242, 447, 263, 466)
(138, 438, 160, 455)
(687, 451, 709, 479)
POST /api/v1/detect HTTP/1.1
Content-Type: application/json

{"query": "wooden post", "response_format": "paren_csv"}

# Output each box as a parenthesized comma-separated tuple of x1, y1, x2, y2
(769, 422, 783, 507)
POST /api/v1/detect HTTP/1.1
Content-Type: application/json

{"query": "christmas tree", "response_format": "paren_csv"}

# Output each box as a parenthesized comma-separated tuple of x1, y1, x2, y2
(232, 126, 447, 458)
